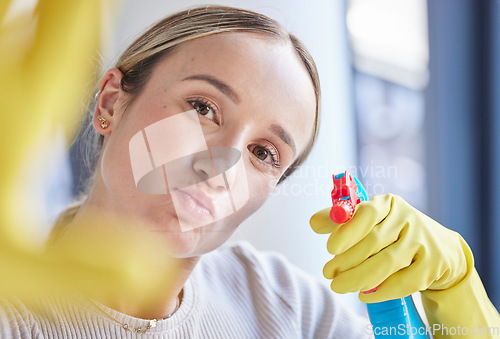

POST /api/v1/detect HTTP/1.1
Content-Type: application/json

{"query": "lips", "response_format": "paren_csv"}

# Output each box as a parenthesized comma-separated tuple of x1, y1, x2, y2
(176, 186, 216, 219)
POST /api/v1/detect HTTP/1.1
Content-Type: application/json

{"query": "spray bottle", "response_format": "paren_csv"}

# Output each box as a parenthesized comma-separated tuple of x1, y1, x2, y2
(330, 171, 430, 338)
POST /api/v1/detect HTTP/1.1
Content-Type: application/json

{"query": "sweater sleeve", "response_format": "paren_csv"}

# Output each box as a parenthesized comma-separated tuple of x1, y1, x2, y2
(230, 242, 373, 339)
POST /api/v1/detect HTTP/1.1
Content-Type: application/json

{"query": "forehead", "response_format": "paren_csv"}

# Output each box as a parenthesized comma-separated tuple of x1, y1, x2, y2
(149, 32, 317, 156)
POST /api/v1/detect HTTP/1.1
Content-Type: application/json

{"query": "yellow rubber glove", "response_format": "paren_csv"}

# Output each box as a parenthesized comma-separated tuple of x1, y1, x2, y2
(310, 193, 500, 338)
(0, 0, 179, 307)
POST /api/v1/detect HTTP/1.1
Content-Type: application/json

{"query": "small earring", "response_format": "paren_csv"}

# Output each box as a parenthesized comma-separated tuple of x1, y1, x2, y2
(98, 116, 109, 129)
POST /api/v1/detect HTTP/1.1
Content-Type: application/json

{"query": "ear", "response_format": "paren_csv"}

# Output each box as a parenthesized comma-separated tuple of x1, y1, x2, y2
(93, 68, 124, 135)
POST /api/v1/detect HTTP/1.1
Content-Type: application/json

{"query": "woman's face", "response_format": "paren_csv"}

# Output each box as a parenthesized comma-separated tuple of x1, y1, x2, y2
(92, 33, 316, 257)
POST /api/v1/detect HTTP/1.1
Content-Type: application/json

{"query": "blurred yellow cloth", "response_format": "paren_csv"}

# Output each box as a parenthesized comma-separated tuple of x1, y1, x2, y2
(0, 0, 177, 305)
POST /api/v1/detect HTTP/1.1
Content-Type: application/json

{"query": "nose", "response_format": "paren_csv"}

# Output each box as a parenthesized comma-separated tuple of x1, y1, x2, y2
(192, 153, 223, 191)
(192, 147, 241, 191)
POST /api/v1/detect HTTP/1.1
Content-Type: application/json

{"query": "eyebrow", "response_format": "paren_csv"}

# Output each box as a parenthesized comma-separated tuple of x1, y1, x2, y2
(182, 74, 240, 104)
(270, 124, 296, 157)
(183, 74, 296, 156)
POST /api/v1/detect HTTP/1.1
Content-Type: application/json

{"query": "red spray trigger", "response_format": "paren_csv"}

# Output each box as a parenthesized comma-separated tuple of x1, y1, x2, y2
(330, 171, 361, 224)
(330, 171, 378, 294)
(329, 200, 355, 224)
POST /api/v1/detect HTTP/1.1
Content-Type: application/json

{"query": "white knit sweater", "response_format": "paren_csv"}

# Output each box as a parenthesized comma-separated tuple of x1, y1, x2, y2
(0, 241, 372, 338)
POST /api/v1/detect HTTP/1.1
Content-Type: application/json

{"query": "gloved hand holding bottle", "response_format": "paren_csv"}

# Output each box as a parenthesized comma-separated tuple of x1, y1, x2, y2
(310, 193, 500, 338)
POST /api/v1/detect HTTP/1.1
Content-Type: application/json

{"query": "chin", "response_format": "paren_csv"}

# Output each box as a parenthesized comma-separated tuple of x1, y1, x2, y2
(160, 218, 239, 258)
(143, 204, 248, 258)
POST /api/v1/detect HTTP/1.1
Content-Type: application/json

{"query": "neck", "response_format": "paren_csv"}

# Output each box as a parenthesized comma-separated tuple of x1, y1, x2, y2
(94, 256, 199, 320)
(67, 199, 201, 320)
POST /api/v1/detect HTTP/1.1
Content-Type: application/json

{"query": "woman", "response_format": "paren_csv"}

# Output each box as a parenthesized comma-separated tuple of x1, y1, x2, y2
(1, 5, 498, 339)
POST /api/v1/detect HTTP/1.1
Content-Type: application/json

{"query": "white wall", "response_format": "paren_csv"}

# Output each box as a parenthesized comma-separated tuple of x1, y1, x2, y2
(106, 0, 363, 313)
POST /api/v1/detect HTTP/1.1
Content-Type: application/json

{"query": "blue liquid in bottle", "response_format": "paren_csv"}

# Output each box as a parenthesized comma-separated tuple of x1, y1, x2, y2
(339, 173, 430, 338)
(366, 295, 429, 338)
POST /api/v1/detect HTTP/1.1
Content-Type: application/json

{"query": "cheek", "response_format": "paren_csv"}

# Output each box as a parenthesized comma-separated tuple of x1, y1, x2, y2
(240, 172, 278, 216)
(99, 136, 140, 200)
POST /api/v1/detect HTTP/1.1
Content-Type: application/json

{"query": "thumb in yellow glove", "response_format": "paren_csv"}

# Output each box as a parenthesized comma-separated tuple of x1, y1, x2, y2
(310, 193, 500, 338)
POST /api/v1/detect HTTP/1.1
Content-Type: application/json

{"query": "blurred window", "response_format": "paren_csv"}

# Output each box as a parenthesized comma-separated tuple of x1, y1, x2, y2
(347, 0, 429, 211)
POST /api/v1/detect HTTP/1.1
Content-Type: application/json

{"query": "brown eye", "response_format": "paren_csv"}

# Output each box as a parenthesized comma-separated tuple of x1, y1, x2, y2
(248, 144, 280, 168)
(252, 146, 268, 160)
(189, 99, 219, 124)
(193, 101, 211, 116)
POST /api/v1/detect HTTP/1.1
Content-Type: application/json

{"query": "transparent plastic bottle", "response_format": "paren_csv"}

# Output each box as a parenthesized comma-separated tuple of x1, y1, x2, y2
(366, 295, 429, 338)
(330, 172, 430, 338)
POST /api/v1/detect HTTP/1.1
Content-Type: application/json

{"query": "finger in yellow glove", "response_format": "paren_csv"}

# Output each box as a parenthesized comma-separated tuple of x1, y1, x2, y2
(310, 193, 469, 301)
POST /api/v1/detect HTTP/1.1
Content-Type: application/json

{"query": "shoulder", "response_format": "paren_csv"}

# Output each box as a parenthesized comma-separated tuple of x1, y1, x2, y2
(202, 240, 301, 277)
(199, 241, 306, 302)
(0, 292, 122, 339)
(202, 240, 294, 277)
(0, 296, 41, 338)
(197, 241, 372, 338)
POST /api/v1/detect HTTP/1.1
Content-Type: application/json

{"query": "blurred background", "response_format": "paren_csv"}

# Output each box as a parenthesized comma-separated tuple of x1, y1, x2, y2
(9, 0, 498, 313)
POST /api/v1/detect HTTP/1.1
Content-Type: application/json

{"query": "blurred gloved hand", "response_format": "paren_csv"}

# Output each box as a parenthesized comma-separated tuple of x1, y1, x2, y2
(309, 193, 470, 303)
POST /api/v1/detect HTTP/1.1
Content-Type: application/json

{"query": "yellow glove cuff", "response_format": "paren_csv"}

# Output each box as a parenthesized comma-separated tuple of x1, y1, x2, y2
(421, 237, 500, 338)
